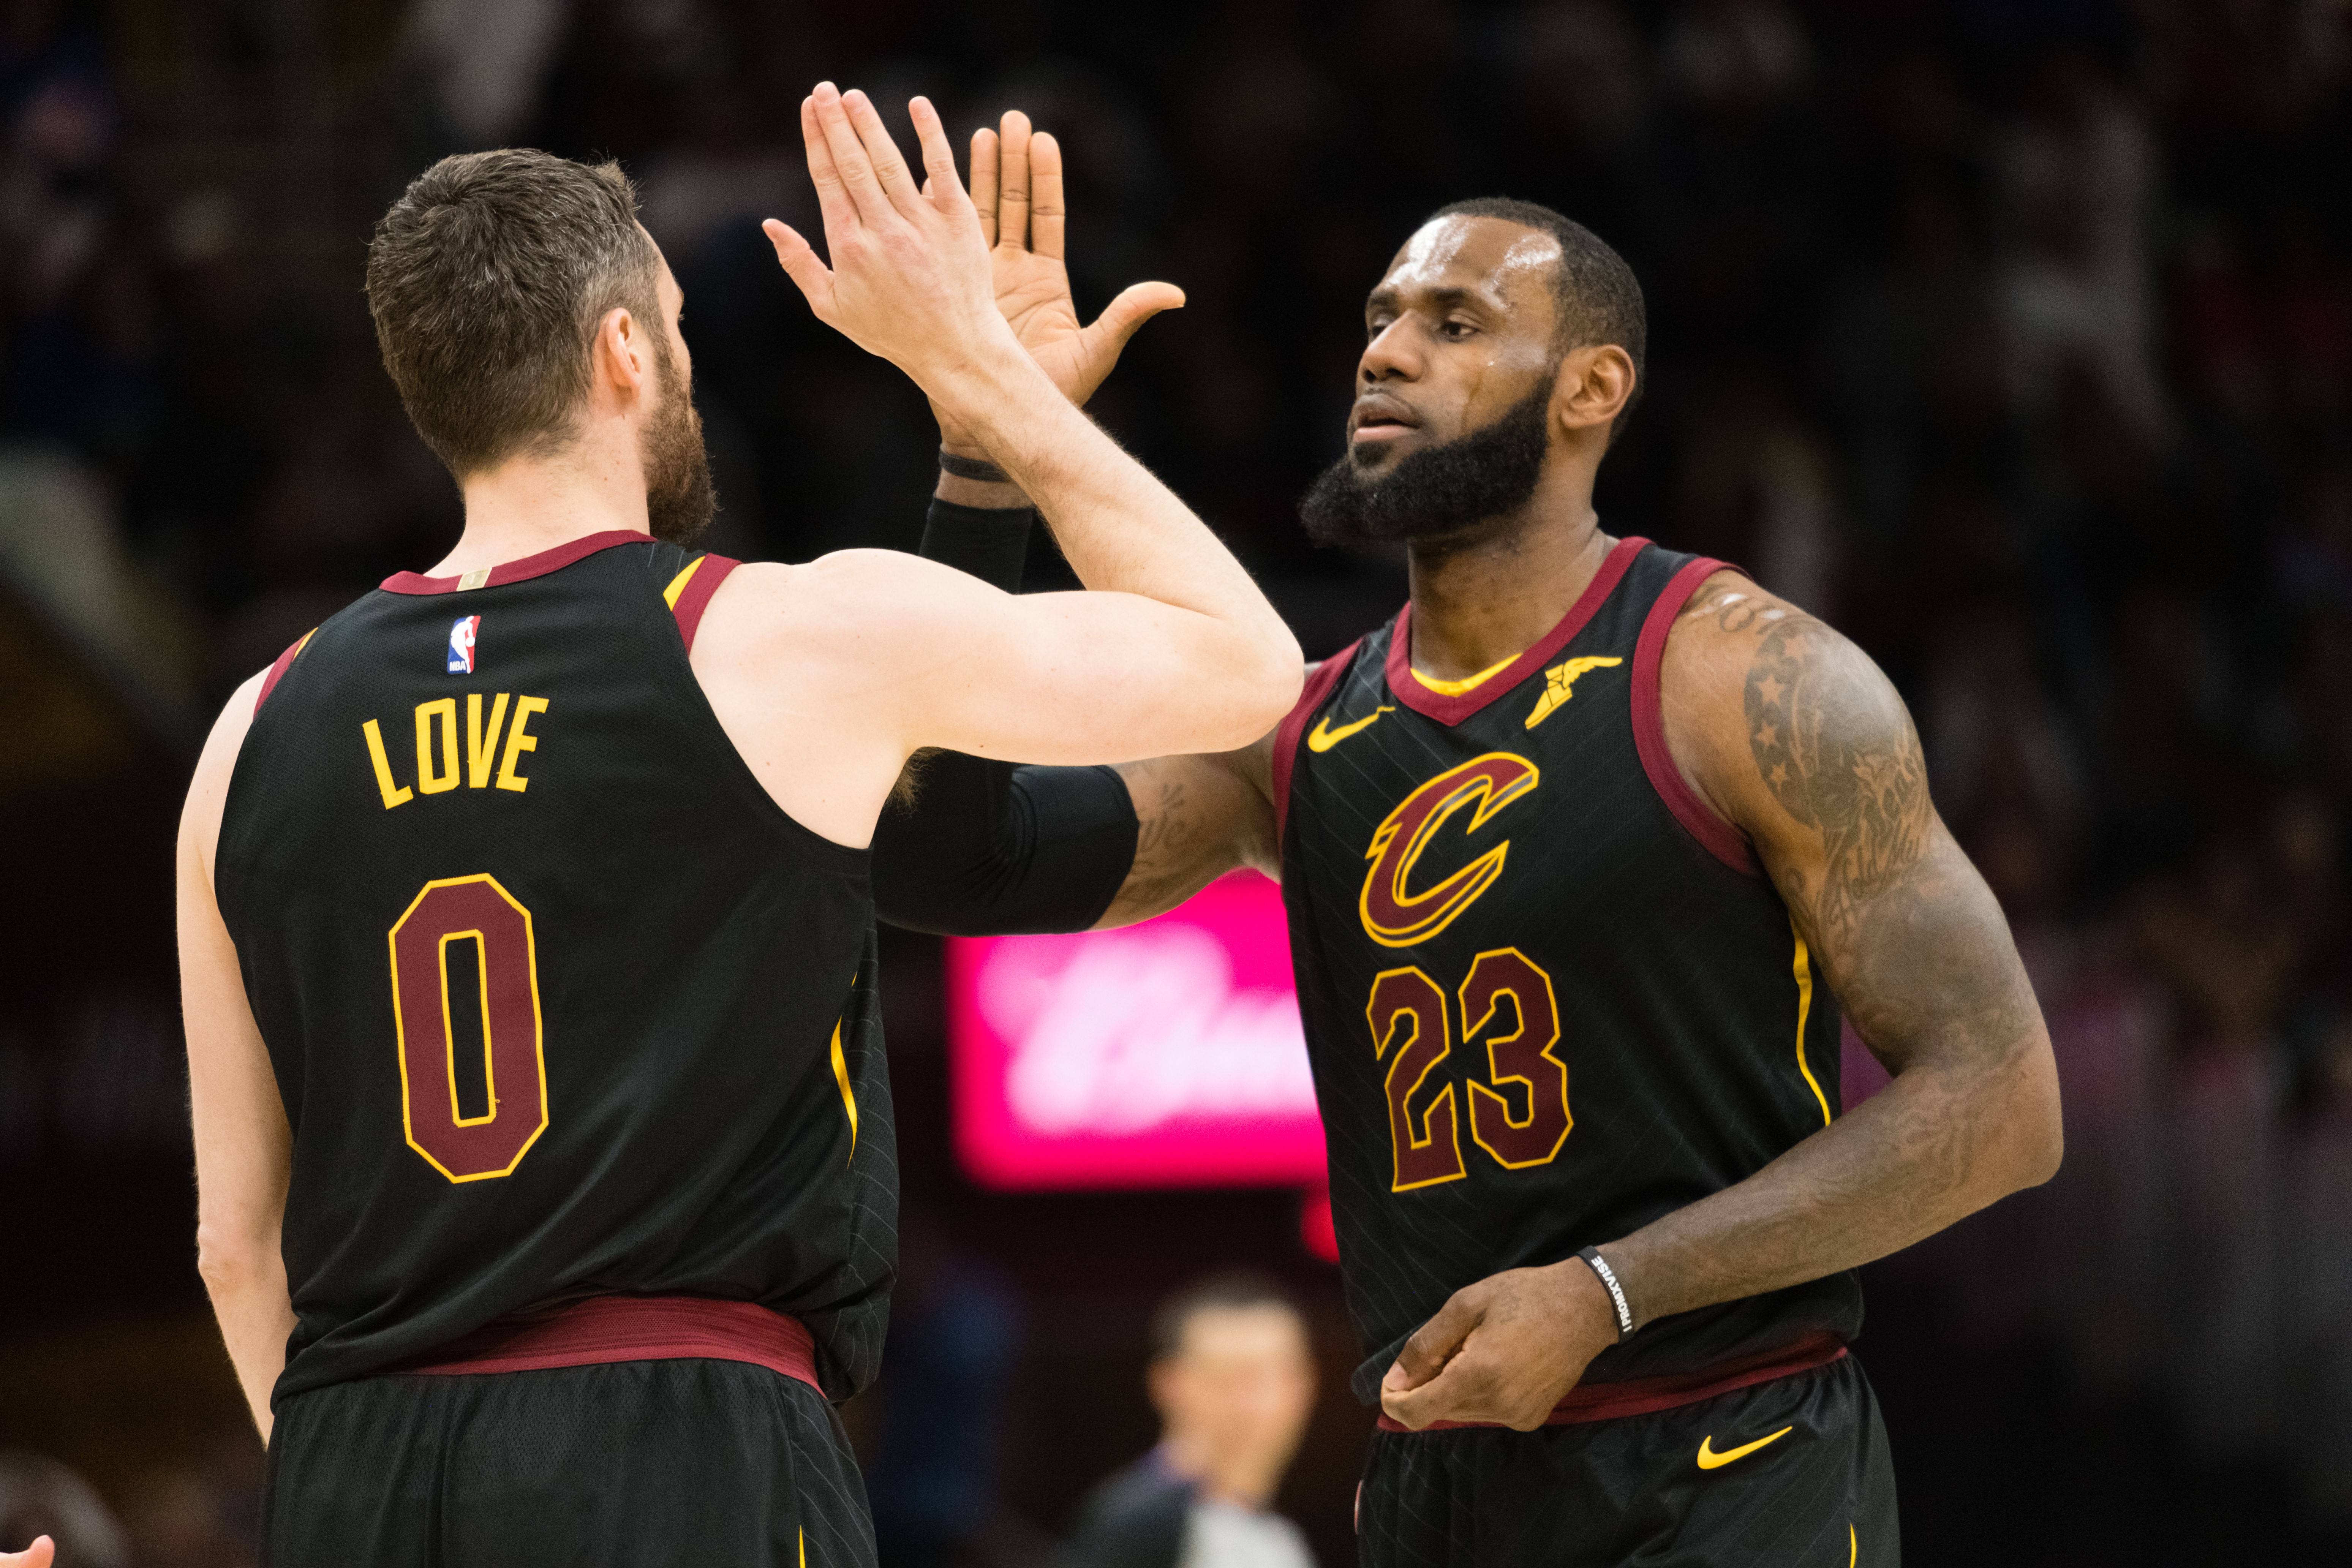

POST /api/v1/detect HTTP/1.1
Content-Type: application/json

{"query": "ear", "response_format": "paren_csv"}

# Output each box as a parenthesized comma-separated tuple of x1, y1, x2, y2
(588, 305, 656, 404)
(1552, 344, 1636, 434)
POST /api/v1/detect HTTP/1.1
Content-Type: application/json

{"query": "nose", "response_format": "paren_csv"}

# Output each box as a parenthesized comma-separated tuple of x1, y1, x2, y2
(1359, 317, 1421, 387)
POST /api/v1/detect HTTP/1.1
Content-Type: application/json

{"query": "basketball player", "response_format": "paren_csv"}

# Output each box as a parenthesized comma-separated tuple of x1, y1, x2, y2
(877, 132, 2063, 1564)
(176, 87, 1297, 1565)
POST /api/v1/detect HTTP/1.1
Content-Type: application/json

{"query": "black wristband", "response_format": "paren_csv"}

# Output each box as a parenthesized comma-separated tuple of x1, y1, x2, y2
(939, 447, 1011, 484)
(920, 498, 1035, 593)
(1577, 1247, 1634, 1341)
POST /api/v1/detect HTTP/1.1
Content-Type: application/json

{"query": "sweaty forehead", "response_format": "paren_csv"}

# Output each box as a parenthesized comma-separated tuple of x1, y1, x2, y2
(1374, 216, 1562, 314)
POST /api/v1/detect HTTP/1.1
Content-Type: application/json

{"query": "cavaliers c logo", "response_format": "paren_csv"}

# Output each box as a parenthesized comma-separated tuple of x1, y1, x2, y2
(1358, 752, 1540, 948)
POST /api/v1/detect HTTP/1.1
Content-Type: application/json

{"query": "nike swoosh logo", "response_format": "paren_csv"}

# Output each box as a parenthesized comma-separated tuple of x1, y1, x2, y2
(1696, 1425, 1794, 1470)
(1307, 707, 1394, 752)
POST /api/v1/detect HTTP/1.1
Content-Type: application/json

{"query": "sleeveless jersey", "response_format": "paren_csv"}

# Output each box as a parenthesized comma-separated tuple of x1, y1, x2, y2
(214, 531, 895, 1406)
(1271, 536, 1861, 1404)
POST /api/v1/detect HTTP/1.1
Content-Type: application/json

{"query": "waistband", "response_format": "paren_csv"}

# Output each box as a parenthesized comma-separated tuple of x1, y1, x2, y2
(402, 1295, 820, 1394)
(1375, 1329, 1847, 1433)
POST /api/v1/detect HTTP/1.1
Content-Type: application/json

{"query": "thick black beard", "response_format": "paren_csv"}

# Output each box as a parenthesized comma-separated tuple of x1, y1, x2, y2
(1298, 378, 1554, 549)
(643, 344, 718, 546)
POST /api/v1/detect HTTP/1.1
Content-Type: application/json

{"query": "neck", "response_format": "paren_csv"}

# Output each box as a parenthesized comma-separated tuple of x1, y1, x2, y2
(431, 443, 650, 578)
(1404, 466, 1610, 680)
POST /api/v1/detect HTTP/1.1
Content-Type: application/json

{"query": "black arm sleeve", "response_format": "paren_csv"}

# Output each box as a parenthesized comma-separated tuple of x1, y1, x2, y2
(869, 497, 1141, 936)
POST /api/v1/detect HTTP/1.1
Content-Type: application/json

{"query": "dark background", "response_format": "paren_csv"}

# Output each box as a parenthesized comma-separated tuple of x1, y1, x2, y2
(3, 0, 2350, 1563)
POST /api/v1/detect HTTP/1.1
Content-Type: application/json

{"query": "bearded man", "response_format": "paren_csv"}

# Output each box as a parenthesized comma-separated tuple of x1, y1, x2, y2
(876, 142, 2064, 1566)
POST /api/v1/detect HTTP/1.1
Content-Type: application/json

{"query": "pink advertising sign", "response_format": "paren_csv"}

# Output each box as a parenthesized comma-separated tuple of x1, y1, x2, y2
(946, 871, 1328, 1190)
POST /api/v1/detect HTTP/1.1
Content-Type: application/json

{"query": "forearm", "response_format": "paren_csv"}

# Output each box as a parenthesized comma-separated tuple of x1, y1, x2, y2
(874, 491, 1140, 934)
(930, 346, 1295, 670)
(1600, 1024, 2059, 1329)
(198, 1232, 294, 1441)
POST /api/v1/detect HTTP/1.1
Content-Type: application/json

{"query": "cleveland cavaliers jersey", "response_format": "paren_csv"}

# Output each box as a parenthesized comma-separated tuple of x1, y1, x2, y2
(214, 531, 895, 1405)
(1271, 536, 1861, 1403)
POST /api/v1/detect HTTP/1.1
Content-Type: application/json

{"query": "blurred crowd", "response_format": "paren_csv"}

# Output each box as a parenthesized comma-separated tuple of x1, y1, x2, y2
(5, 0, 2352, 1559)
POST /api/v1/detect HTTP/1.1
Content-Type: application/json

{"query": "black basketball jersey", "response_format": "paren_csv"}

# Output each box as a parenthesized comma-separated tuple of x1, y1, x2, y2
(1271, 536, 1861, 1404)
(213, 531, 895, 1406)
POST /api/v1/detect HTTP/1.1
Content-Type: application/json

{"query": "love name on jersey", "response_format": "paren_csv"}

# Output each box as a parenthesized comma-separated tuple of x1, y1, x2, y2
(361, 694, 548, 809)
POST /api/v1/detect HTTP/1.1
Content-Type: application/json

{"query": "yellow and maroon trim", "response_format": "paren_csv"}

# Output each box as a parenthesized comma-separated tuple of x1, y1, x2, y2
(403, 1293, 822, 1394)
(253, 628, 316, 714)
(1271, 640, 1364, 845)
(1384, 535, 1647, 726)
(378, 529, 653, 595)
(1377, 1329, 1846, 1432)
(663, 552, 741, 653)
(1630, 555, 1760, 875)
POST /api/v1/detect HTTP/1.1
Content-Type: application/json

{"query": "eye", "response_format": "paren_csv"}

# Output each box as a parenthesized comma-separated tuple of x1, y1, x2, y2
(1439, 319, 1475, 340)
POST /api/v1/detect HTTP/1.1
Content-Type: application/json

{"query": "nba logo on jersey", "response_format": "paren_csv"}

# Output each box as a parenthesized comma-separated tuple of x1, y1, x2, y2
(447, 615, 479, 674)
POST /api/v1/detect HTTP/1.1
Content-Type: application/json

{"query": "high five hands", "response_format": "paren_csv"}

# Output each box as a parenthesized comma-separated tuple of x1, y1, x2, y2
(763, 84, 1010, 383)
(763, 87, 1182, 447)
(951, 110, 1183, 441)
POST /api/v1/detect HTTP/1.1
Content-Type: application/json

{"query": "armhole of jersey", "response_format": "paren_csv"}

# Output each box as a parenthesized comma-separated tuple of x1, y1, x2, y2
(253, 628, 316, 715)
(1270, 641, 1361, 847)
(665, 553, 741, 654)
(1631, 559, 1761, 877)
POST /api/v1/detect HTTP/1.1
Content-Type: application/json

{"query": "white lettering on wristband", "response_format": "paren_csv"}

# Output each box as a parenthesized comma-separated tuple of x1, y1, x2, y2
(1578, 1246, 1635, 1340)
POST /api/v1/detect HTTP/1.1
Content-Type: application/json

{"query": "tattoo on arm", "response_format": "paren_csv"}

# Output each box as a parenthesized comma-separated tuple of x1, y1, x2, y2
(1098, 759, 1211, 924)
(1713, 600, 2040, 1070)
(1098, 749, 1272, 927)
(1742, 616, 1932, 946)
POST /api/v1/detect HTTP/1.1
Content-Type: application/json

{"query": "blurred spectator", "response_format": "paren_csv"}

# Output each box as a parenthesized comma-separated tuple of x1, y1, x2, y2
(0, 1453, 126, 1568)
(1061, 1274, 1316, 1568)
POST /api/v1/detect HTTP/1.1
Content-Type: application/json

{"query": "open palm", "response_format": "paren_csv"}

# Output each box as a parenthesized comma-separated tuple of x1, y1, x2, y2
(934, 111, 1182, 452)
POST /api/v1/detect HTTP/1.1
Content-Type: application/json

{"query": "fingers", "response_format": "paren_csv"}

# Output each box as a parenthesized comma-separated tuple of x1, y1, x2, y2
(798, 94, 859, 240)
(1029, 129, 1066, 260)
(1086, 280, 1186, 354)
(907, 96, 970, 220)
(996, 109, 1033, 253)
(762, 218, 835, 319)
(839, 87, 924, 216)
(1, 1538, 55, 1568)
(808, 82, 896, 227)
(970, 128, 1000, 247)
(1380, 1356, 1469, 1429)
(1389, 1288, 1482, 1391)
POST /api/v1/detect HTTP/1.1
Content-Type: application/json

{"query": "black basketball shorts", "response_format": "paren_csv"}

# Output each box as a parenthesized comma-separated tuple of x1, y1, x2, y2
(260, 1358, 875, 1567)
(1358, 1354, 1898, 1567)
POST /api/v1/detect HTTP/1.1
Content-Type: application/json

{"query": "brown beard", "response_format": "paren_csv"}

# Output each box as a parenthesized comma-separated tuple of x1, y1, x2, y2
(642, 336, 718, 546)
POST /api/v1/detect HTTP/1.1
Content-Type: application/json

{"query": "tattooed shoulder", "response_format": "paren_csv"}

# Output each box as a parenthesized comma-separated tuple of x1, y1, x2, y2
(1668, 577, 1932, 936)
(1734, 610, 1931, 936)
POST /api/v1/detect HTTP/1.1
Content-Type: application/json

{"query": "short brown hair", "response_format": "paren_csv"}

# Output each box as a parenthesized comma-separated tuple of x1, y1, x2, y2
(1148, 1271, 1304, 1362)
(366, 149, 660, 475)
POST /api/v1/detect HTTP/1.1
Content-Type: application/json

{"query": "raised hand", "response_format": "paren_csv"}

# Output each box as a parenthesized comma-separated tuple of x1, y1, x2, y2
(763, 84, 1011, 385)
(959, 111, 1183, 425)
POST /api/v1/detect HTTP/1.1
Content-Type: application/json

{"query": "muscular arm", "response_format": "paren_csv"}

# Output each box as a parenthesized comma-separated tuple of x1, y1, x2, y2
(869, 496, 1285, 935)
(1382, 573, 2060, 1430)
(179, 673, 298, 1442)
(1598, 575, 2060, 1323)
(1097, 738, 1279, 926)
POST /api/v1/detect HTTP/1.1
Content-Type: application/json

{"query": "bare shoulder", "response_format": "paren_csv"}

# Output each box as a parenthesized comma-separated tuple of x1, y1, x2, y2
(182, 669, 269, 879)
(1659, 570, 1931, 907)
(699, 550, 985, 669)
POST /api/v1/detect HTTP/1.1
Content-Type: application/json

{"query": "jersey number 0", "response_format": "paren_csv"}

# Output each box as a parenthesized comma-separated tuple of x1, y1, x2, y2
(387, 874, 550, 1182)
